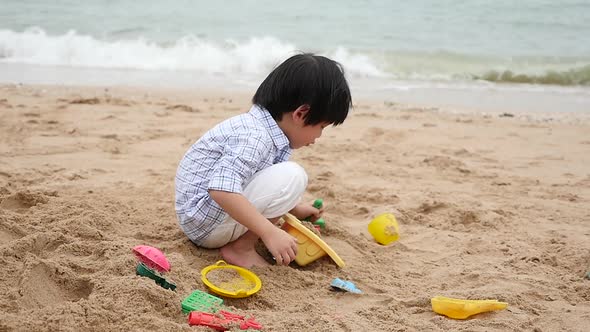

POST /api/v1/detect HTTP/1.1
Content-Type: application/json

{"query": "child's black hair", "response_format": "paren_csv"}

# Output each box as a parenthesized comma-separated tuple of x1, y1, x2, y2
(252, 53, 352, 126)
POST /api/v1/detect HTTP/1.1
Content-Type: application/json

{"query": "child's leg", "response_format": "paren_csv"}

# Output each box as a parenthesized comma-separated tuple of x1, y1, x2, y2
(217, 161, 307, 267)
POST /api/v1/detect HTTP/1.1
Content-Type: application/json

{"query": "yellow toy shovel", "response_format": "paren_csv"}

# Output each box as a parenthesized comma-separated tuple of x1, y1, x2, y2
(431, 296, 508, 319)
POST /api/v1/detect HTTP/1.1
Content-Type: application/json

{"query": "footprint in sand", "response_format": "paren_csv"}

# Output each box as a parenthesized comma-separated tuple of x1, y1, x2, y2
(417, 201, 448, 214)
(316, 171, 334, 181)
(7, 232, 67, 258)
(69, 97, 101, 105)
(422, 156, 465, 169)
(154, 111, 171, 117)
(0, 226, 23, 245)
(306, 184, 335, 198)
(0, 98, 12, 108)
(66, 95, 130, 106)
(441, 148, 477, 158)
(0, 186, 10, 195)
(454, 210, 481, 226)
(18, 261, 94, 309)
(105, 97, 133, 106)
(362, 127, 405, 145)
(319, 291, 394, 312)
(356, 189, 399, 205)
(455, 118, 474, 124)
(423, 155, 471, 174)
(165, 104, 201, 113)
(0, 192, 48, 212)
(354, 112, 383, 119)
(100, 134, 119, 140)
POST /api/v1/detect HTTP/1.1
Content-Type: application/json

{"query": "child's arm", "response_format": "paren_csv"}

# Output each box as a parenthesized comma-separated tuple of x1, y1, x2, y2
(209, 190, 298, 265)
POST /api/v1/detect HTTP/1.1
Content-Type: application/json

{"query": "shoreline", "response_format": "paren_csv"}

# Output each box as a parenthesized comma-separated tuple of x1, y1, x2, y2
(2, 63, 590, 116)
(1, 83, 589, 130)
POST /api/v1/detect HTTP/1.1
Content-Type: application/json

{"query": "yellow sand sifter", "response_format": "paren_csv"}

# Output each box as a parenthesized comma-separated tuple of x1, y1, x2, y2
(201, 260, 262, 298)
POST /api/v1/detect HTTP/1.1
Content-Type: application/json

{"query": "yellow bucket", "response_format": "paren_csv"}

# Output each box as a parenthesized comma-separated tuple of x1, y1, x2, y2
(368, 213, 400, 245)
(281, 214, 345, 267)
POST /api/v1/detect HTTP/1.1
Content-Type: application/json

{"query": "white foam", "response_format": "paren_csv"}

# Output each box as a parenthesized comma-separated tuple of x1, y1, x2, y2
(0, 27, 387, 78)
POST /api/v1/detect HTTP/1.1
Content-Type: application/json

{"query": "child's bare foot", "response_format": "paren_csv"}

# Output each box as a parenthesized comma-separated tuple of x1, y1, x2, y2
(220, 243, 269, 268)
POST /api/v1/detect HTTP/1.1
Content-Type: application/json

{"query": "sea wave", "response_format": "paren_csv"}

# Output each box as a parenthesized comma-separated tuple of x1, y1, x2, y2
(0, 27, 383, 78)
(1, 28, 589, 87)
(373, 50, 590, 86)
(476, 66, 590, 86)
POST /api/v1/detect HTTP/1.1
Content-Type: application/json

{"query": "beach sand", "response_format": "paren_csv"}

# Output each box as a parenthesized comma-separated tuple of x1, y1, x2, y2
(0, 83, 589, 331)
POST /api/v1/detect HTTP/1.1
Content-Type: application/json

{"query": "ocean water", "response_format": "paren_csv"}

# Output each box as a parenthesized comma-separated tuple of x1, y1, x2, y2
(1, 0, 589, 112)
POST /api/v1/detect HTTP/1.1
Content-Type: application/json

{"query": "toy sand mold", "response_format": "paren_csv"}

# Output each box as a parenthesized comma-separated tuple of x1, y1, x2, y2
(281, 213, 345, 267)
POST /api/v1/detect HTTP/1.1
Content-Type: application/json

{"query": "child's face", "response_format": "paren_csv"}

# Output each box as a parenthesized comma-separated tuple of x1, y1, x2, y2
(289, 121, 330, 149)
(280, 105, 331, 149)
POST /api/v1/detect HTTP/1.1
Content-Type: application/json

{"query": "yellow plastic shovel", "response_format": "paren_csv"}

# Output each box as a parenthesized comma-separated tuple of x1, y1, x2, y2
(431, 296, 508, 319)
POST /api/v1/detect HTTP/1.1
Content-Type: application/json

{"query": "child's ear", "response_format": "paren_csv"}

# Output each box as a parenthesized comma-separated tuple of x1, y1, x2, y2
(292, 104, 310, 124)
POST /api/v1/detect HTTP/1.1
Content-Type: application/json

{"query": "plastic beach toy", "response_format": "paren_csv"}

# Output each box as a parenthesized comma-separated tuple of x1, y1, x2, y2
(431, 296, 508, 319)
(181, 290, 224, 314)
(368, 213, 400, 245)
(330, 278, 362, 294)
(304, 199, 326, 229)
(201, 261, 262, 298)
(188, 310, 262, 330)
(188, 310, 263, 330)
(282, 213, 345, 267)
(132, 245, 171, 273)
(136, 263, 176, 291)
(132, 245, 175, 290)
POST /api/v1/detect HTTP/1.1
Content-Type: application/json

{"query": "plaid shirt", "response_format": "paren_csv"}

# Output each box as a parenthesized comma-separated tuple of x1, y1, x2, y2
(175, 105, 292, 244)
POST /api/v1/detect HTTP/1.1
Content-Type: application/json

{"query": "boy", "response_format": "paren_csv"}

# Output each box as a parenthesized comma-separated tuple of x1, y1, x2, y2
(175, 53, 352, 268)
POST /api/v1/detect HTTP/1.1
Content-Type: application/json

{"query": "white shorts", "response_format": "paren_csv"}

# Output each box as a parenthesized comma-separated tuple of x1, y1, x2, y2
(199, 161, 307, 248)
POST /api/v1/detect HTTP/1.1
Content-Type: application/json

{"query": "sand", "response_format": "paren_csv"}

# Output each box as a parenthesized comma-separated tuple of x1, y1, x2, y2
(0, 83, 589, 331)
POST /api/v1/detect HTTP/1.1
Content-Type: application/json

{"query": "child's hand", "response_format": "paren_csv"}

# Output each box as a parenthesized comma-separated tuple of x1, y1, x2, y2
(260, 226, 298, 265)
(290, 201, 324, 222)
